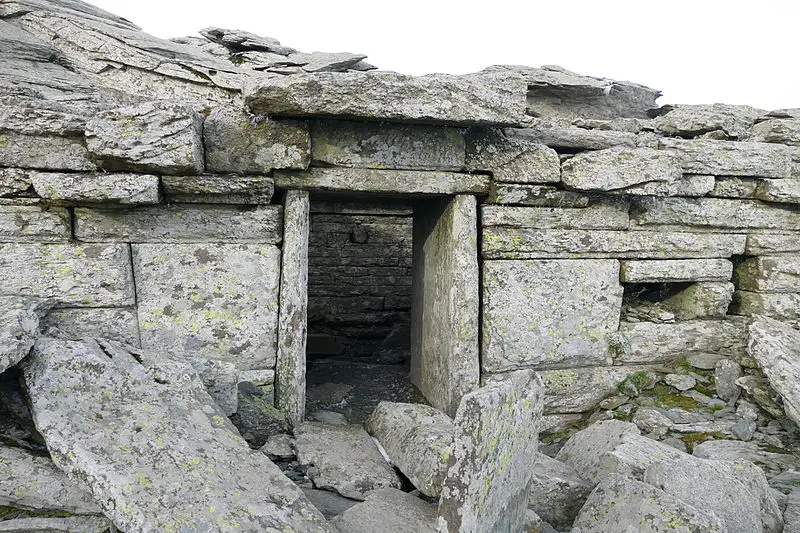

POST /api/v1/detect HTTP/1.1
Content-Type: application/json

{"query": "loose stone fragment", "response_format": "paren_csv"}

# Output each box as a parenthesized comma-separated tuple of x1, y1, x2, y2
(0, 516, 112, 533)
(85, 101, 204, 175)
(0, 168, 33, 197)
(162, 175, 275, 204)
(732, 291, 800, 320)
(480, 202, 629, 230)
(736, 256, 800, 292)
(0, 206, 71, 242)
(330, 488, 437, 533)
(313, 120, 465, 171)
(40, 307, 141, 347)
(653, 103, 763, 138)
(658, 138, 793, 178)
(482, 259, 622, 372)
(133, 243, 281, 370)
(620, 259, 733, 283)
(747, 316, 800, 427)
(203, 107, 309, 174)
(437, 370, 544, 533)
(714, 359, 743, 402)
(231, 380, 287, 447)
(294, 422, 401, 500)
(365, 401, 454, 497)
(245, 70, 528, 127)
(465, 128, 560, 183)
(664, 374, 696, 391)
(562, 147, 682, 191)
(22, 337, 333, 533)
(632, 196, 800, 230)
(30, 172, 161, 205)
(287, 51, 367, 73)
(200, 27, 296, 54)
(528, 453, 592, 530)
(486, 183, 590, 207)
(661, 282, 735, 320)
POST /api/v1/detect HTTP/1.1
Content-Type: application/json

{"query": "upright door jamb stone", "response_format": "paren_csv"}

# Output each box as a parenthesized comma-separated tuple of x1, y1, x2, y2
(411, 194, 480, 417)
(276, 190, 310, 426)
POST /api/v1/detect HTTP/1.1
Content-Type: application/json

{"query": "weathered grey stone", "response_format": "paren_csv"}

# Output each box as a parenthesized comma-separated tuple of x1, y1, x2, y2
(747, 316, 800, 427)
(615, 319, 746, 364)
(40, 307, 141, 347)
(22, 337, 332, 532)
(486, 183, 590, 207)
(133, 243, 281, 370)
(482, 259, 622, 372)
(732, 291, 800, 320)
(606, 173, 715, 197)
(162, 175, 274, 204)
(0, 444, 100, 515)
(465, 128, 559, 183)
(0, 168, 33, 197)
(365, 401, 454, 497)
(313, 120, 465, 171)
(0, 243, 134, 307)
(231, 380, 286, 447)
(0, 206, 71, 242)
(199, 27, 296, 54)
(746, 233, 800, 255)
(275, 167, 489, 195)
(410, 195, 480, 416)
(294, 422, 401, 500)
(528, 453, 592, 530)
(330, 488, 437, 533)
(654, 104, 763, 138)
(521, 120, 637, 150)
(0, 297, 49, 374)
(661, 282, 735, 320)
(644, 457, 783, 533)
(0, 516, 112, 533)
(245, 70, 528, 127)
(276, 190, 309, 425)
(756, 178, 800, 204)
(286, 51, 367, 73)
(658, 138, 793, 178)
(714, 359, 743, 402)
(482, 228, 746, 259)
(85, 101, 204, 175)
(750, 118, 800, 146)
(437, 370, 544, 533)
(620, 259, 733, 283)
(481, 203, 629, 230)
(75, 204, 282, 243)
(203, 108, 310, 174)
(735, 375, 785, 419)
(632, 196, 800, 230)
(300, 487, 357, 520)
(260, 433, 294, 460)
(562, 147, 681, 192)
(571, 473, 725, 533)
(0, 132, 96, 172)
(188, 357, 239, 416)
(709, 175, 761, 198)
(663, 374, 696, 391)
(736, 256, 800, 292)
(30, 172, 160, 205)
(693, 440, 798, 477)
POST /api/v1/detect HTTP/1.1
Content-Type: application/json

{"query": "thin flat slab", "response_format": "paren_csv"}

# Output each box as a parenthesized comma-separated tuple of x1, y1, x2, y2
(22, 337, 333, 533)
(0, 516, 111, 533)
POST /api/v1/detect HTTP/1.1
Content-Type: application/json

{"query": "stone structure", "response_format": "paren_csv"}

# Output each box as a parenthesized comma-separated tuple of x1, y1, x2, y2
(2, 1, 800, 532)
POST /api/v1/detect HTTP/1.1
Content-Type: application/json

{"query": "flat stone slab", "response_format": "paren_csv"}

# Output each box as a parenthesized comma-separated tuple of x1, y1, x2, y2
(313, 120, 465, 171)
(244, 70, 528, 127)
(632, 196, 800, 230)
(0, 444, 101, 515)
(465, 128, 560, 183)
(562, 147, 682, 191)
(294, 422, 401, 500)
(39, 307, 141, 347)
(735, 256, 800, 292)
(653, 103, 762, 138)
(482, 228, 746, 259)
(22, 337, 332, 533)
(330, 488, 437, 533)
(161, 175, 275, 204)
(747, 316, 800, 427)
(0, 205, 71, 242)
(0, 243, 135, 307)
(756, 178, 800, 204)
(30, 172, 160, 205)
(620, 259, 733, 283)
(745, 233, 800, 255)
(659, 138, 793, 178)
(275, 167, 489, 195)
(133, 243, 281, 370)
(481, 203, 629, 230)
(0, 517, 112, 532)
(0, 131, 96, 172)
(75, 204, 282, 243)
(365, 401, 454, 497)
(85, 101, 204, 175)
(486, 183, 590, 207)
(482, 259, 622, 372)
(0, 296, 52, 374)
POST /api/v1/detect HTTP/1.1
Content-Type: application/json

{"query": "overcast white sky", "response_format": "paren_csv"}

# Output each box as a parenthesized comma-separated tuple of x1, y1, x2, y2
(87, 0, 799, 111)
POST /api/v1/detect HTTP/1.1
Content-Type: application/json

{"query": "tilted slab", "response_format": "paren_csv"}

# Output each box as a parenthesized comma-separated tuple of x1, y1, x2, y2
(632, 196, 800, 230)
(275, 167, 489, 195)
(658, 138, 793, 178)
(747, 316, 800, 427)
(0, 206, 71, 242)
(735, 256, 800, 292)
(620, 259, 733, 283)
(481, 203, 629, 230)
(244, 70, 528, 127)
(22, 337, 333, 533)
(0, 296, 53, 374)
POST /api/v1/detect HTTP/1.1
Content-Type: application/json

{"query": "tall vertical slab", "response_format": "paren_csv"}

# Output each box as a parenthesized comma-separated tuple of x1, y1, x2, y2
(276, 191, 310, 425)
(411, 195, 480, 416)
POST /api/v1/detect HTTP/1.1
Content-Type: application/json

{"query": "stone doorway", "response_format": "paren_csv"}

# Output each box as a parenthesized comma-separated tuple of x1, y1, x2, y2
(275, 191, 480, 425)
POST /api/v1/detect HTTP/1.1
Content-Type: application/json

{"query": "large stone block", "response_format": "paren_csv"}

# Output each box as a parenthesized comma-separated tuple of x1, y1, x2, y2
(735, 256, 800, 292)
(0, 205, 71, 242)
(204, 107, 309, 174)
(481, 202, 629, 230)
(661, 282, 734, 320)
(482, 259, 622, 372)
(465, 128, 559, 183)
(653, 103, 763, 138)
(0, 243, 134, 307)
(75, 204, 282, 243)
(486, 183, 590, 207)
(85, 101, 204, 175)
(133, 244, 281, 370)
(745, 233, 800, 255)
(658, 138, 793, 178)
(620, 259, 732, 283)
(750, 118, 800, 146)
(313, 120, 465, 171)
(30, 172, 161, 205)
(245, 70, 528, 127)
(732, 291, 800, 320)
(528, 453, 592, 530)
(747, 316, 800, 427)
(615, 318, 747, 365)
(275, 167, 489, 195)
(161, 175, 274, 204)
(632, 196, 800, 230)
(562, 147, 682, 191)
(0, 132, 95, 171)
(482, 228, 746, 259)
(40, 307, 141, 347)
